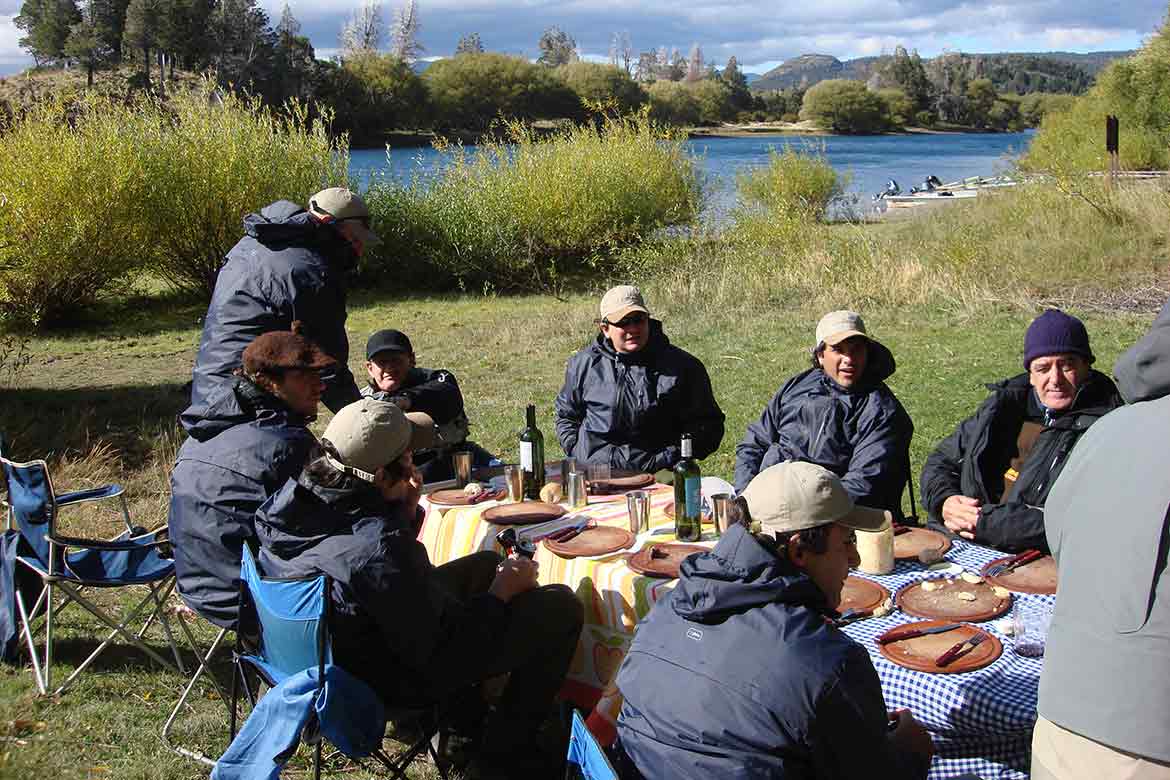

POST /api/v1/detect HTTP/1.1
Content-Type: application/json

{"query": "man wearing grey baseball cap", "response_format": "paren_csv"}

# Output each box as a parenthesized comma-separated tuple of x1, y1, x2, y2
(255, 398, 583, 774)
(734, 310, 914, 518)
(616, 462, 933, 779)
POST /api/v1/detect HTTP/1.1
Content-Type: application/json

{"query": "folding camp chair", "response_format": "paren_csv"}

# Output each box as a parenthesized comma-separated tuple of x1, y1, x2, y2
(0, 444, 184, 695)
(161, 616, 232, 766)
(229, 545, 448, 780)
(565, 710, 619, 780)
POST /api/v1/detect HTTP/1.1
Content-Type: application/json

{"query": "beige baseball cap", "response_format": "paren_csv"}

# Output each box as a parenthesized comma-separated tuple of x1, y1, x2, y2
(599, 285, 650, 323)
(308, 187, 380, 246)
(322, 398, 435, 482)
(740, 462, 891, 536)
(815, 310, 870, 347)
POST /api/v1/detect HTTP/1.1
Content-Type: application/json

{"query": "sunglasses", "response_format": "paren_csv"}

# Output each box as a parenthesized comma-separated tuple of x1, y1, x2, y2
(605, 313, 648, 329)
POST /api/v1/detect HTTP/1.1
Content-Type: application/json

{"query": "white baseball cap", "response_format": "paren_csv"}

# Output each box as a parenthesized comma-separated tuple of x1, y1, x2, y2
(322, 398, 434, 482)
(740, 462, 891, 536)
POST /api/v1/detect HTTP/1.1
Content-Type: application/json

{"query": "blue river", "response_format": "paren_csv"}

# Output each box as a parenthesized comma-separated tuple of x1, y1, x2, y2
(349, 130, 1032, 222)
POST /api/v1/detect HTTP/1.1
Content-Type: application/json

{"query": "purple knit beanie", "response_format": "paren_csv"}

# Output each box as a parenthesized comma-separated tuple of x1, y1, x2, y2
(1023, 309, 1094, 369)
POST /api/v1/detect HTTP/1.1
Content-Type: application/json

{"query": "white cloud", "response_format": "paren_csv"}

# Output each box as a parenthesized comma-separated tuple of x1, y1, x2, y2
(1044, 26, 1126, 49)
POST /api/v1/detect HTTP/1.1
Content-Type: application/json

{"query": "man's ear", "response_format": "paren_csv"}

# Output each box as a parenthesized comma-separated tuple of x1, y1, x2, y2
(784, 533, 807, 568)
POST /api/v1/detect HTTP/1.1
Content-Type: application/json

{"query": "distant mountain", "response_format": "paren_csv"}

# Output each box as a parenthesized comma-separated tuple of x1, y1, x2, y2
(751, 50, 1133, 94)
(743, 72, 762, 85)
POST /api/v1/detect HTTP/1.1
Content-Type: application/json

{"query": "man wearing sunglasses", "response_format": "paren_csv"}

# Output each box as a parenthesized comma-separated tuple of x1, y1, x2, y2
(554, 285, 724, 474)
(183, 187, 374, 430)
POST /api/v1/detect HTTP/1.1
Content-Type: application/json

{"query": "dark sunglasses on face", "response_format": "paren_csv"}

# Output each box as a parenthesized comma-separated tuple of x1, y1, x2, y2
(606, 313, 648, 328)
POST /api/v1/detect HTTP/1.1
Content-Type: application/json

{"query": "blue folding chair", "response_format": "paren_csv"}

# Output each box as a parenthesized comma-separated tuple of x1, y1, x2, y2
(0, 442, 183, 695)
(228, 545, 448, 780)
(565, 710, 619, 780)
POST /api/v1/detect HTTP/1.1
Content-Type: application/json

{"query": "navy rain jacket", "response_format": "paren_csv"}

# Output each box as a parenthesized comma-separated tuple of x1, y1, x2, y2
(168, 379, 316, 627)
(554, 320, 725, 473)
(616, 524, 929, 780)
(733, 342, 913, 515)
(920, 370, 1122, 552)
(254, 477, 509, 703)
(182, 200, 361, 430)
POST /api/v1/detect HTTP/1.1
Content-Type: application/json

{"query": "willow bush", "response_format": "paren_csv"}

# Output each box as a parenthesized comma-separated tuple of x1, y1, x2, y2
(363, 114, 702, 291)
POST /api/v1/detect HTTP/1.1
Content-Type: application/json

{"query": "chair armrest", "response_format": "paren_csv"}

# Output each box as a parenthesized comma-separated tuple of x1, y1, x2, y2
(47, 533, 168, 552)
(55, 484, 125, 506)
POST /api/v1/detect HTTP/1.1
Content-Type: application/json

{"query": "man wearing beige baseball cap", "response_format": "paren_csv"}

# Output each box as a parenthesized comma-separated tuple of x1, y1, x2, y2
(555, 284, 725, 473)
(734, 310, 913, 519)
(616, 462, 933, 779)
(255, 398, 584, 775)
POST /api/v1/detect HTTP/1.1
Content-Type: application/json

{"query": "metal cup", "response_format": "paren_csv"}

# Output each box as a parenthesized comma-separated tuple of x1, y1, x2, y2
(710, 493, 733, 536)
(452, 451, 473, 487)
(567, 471, 589, 509)
(560, 457, 577, 487)
(626, 490, 650, 535)
(504, 465, 524, 503)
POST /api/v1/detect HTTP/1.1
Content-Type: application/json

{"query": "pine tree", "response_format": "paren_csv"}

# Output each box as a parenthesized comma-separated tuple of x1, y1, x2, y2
(274, 3, 315, 99)
(454, 32, 482, 55)
(15, 0, 81, 66)
(64, 0, 113, 85)
(537, 25, 576, 67)
(389, 0, 422, 62)
(685, 43, 702, 82)
(122, 0, 161, 87)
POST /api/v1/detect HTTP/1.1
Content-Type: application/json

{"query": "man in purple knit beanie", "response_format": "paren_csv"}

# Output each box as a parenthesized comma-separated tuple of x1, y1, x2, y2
(919, 309, 1123, 552)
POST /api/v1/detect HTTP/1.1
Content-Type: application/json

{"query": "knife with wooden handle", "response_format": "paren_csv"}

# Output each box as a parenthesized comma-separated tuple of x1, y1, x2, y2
(935, 631, 989, 667)
(987, 549, 1043, 576)
(877, 622, 965, 644)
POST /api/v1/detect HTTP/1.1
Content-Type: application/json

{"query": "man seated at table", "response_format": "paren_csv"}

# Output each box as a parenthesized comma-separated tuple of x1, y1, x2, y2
(615, 462, 934, 779)
(1033, 298, 1170, 780)
(255, 398, 584, 774)
(362, 328, 496, 483)
(920, 309, 1122, 552)
(555, 285, 724, 474)
(733, 310, 913, 518)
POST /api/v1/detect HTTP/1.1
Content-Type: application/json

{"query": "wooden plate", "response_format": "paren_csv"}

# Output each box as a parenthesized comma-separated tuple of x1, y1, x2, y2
(663, 501, 713, 521)
(877, 620, 1002, 674)
(893, 527, 953, 560)
(427, 488, 503, 507)
(627, 543, 709, 579)
(896, 576, 1012, 622)
(981, 555, 1058, 595)
(543, 526, 636, 559)
(589, 473, 656, 494)
(840, 576, 891, 615)
(481, 501, 566, 526)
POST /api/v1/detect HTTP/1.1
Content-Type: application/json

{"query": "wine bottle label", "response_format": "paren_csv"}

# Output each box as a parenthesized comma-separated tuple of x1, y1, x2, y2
(685, 477, 701, 517)
(520, 441, 534, 470)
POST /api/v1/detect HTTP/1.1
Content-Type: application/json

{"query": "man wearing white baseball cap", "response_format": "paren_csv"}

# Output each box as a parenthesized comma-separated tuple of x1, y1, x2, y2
(734, 310, 914, 518)
(616, 462, 933, 779)
(255, 398, 584, 774)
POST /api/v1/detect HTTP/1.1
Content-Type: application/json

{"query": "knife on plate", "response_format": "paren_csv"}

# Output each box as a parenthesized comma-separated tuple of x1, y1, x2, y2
(877, 622, 965, 645)
(986, 549, 1043, 576)
(935, 631, 989, 667)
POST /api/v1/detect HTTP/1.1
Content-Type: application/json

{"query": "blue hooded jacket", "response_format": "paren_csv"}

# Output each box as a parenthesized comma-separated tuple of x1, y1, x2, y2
(182, 200, 361, 430)
(616, 524, 928, 780)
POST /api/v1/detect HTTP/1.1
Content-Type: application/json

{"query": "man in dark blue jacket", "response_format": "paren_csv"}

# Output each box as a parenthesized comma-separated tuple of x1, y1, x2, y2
(168, 326, 328, 627)
(734, 311, 913, 517)
(183, 188, 375, 430)
(555, 285, 724, 473)
(617, 462, 933, 779)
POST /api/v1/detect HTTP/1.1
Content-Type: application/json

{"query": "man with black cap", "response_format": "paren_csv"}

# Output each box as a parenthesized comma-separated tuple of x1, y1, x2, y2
(183, 187, 378, 431)
(255, 398, 583, 775)
(616, 462, 934, 779)
(920, 308, 1123, 552)
(734, 310, 913, 517)
(362, 328, 496, 482)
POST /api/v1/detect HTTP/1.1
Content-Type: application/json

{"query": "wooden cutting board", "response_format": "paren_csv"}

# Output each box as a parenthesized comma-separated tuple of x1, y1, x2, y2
(896, 575, 1012, 622)
(893, 527, 953, 560)
(481, 501, 566, 526)
(627, 543, 709, 579)
(589, 473, 656, 494)
(877, 620, 1002, 674)
(839, 576, 891, 616)
(427, 488, 503, 507)
(663, 501, 712, 521)
(543, 526, 636, 559)
(981, 555, 1058, 595)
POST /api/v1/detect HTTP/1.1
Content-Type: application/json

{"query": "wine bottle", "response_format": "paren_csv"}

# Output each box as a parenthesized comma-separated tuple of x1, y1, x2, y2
(673, 433, 702, 542)
(519, 404, 546, 500)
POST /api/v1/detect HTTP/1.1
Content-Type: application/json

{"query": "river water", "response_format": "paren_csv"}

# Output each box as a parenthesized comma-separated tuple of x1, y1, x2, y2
(349, 130, 1032, 222)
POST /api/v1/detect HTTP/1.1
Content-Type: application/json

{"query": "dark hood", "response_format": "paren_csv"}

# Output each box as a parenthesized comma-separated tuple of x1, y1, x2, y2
(254, 477, 390, 561)
(243, 200, 357, 272)
(180, 377, 311, 440)
(1115, 298, 1170, 403)
(590, 318, 671, 365)
(817, 338, 897, 393)
(670, 524, 829, 624)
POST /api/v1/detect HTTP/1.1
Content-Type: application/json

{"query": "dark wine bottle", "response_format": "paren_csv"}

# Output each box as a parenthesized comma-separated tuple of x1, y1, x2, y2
(520, 404, 546, 500)
(673, 433, 702, 542)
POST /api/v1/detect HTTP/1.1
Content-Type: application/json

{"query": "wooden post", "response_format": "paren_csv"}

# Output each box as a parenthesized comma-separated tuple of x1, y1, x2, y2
(1105, 115, 1120, 191)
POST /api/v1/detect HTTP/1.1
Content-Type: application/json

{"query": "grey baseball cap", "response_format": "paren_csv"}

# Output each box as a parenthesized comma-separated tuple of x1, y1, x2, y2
(308, 187, 380, 246)
(599, 285, 650, 323)
(322, 398, 434, 482)
(740, 462, 891, 536)
(815, 310, 871, 348)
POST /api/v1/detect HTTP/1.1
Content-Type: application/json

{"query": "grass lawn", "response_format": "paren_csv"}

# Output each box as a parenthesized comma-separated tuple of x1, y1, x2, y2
(0, 288, 1160, 779)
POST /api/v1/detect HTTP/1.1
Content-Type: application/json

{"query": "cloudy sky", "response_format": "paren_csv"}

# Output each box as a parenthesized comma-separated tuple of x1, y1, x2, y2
(1, 0, 1166, 76)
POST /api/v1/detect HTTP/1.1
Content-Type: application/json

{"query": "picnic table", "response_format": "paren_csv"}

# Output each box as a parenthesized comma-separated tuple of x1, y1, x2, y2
(419, 478, 1048, 780)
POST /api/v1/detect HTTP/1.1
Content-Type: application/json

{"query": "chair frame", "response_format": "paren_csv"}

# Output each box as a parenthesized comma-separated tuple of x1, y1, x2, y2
(160, 618, 232, 766)
(1, 452, 184, 696)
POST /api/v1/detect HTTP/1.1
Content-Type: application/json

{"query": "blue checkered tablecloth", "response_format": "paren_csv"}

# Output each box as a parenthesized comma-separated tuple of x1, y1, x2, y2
(841, 540, 1054, 780)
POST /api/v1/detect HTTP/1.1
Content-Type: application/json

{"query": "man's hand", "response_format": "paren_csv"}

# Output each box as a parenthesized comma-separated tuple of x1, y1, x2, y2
(384, 466, 423, 513)
(488, 555, 539, 603)
(888, 709, 934, 758)
(941, 495, 981, 540)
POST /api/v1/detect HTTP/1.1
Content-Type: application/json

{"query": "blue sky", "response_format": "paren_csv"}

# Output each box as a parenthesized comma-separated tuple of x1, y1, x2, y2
(1, 0, 1166, 76)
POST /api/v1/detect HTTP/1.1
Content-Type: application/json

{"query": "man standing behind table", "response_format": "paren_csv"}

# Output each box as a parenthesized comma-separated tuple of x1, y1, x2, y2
(554, 285, 724, 473)
(734, 310, 913, 517)
(182, 187, 377, 429)
(1033, 298, 1170, 780)
(616, 462, 934, 779)
(920, 309, 1122, 552)
(362, 328, 497, 483)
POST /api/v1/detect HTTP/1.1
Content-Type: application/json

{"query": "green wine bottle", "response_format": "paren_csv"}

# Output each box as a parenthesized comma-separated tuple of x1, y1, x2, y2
(520, 404, 546, 500)
(673, 433, 702, 542)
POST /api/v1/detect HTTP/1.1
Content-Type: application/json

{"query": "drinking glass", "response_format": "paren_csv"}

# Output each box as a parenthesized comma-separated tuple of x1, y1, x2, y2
(560, 457, 577, 486)
(1013, 601, 1052, 657)
(626, 490, 650, 535)
(587, 463, 611, 484)
(504, 465, 524, 502)
(710, 493, 733, 536)
(567, 471, 589, 509)
(452, 451, 473, 487)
